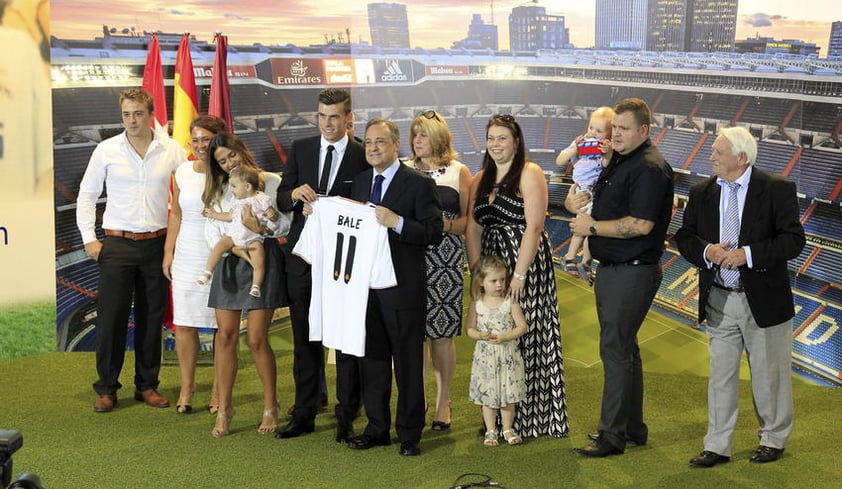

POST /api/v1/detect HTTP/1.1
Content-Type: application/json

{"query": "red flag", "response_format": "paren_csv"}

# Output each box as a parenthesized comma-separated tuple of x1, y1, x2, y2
(209, 33, 233, 132)
(141, 34, 168, 134)
(173, 34, 199, 154)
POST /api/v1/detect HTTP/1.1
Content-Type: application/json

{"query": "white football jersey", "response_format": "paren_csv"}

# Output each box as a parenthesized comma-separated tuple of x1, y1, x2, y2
(293, 196, 397, 357)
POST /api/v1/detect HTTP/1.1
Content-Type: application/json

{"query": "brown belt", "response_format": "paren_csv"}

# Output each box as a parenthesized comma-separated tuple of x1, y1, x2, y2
(104, 228, 167, 240)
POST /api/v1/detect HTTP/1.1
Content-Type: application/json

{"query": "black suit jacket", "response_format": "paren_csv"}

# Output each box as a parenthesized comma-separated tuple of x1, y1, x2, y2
(350, 162, 443, 310)
(277, 135, 368, 276)
(675, 169, 805, 327)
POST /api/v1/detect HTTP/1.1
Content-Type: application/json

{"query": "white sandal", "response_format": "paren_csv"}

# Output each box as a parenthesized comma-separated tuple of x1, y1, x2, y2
(483, 430, 499, 447)
(249, 284, 261, 297)
(502, 429, 522, 445)
(196, 270, 213, 286)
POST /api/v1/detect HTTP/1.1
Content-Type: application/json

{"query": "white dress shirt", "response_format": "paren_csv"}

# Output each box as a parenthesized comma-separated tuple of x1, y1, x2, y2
(76, 130, 185, 244)
(319, 134, 349, 193)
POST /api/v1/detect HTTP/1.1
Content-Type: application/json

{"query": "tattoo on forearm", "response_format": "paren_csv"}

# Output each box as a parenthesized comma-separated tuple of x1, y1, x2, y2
(615, 217, 644, 238)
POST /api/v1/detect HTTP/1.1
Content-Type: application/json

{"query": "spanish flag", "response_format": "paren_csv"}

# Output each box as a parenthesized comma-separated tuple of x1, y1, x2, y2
(141, 34, 168, 136)
(209, 33, 233, 132)
(172, 34, 198, 154)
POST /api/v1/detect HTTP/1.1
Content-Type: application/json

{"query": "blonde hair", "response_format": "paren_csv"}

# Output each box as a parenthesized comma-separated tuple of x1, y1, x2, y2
(409, 111, 459, 166)
(587, 106, 615, 139)
(470, 255, 510, 301)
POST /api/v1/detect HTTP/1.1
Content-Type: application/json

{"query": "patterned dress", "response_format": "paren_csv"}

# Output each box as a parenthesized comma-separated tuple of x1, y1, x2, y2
(469, 298, 526, 408)
(473, 192, 569, 437)
(409, 161, 467, 338)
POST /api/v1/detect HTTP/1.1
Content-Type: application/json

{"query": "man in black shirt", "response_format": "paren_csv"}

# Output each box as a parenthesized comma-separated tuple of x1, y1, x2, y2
(566, 98, 674, 457)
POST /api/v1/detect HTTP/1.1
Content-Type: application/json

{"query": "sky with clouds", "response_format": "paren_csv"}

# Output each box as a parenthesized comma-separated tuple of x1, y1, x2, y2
(50, 0, 839, 55)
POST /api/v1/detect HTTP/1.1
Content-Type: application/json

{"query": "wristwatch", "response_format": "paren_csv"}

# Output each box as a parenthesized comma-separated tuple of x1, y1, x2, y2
(513, 272, 526, 281)
(589, 222, 598, 236)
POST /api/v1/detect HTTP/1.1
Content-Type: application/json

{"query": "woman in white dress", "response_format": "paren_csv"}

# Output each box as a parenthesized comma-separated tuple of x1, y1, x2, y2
(163, 115, 227, 414)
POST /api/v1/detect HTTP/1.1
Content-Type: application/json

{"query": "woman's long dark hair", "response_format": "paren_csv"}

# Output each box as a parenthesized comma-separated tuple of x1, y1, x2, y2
(476, 115, 527, 198)
(203, 132, 260, 207)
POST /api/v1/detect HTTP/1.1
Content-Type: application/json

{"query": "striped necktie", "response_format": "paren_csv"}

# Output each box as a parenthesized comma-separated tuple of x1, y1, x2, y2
(718, 181, 741, 287)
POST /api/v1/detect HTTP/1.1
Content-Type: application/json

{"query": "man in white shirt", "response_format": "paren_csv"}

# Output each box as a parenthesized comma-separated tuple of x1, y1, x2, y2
(76, 88, 186, 413)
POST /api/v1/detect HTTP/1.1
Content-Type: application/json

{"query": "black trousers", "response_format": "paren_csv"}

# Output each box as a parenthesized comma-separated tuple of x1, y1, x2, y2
(360, 293, 425, 444)
(285, 253, 360, 423)
(593, 263, 662, 449)
(92, 235, 167, 395)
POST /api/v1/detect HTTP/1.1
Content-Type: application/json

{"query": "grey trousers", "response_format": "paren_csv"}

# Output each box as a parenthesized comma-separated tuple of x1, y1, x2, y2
(703, 286, 794, 456)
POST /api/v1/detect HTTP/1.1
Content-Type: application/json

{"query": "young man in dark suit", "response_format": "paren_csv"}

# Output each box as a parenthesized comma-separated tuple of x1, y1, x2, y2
(346, 118, 443, 456)
(275, 88, 368, 442)
(676, 126, 805, 467)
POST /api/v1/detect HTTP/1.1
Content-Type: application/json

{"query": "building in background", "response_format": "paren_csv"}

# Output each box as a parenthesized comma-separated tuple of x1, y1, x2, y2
(509, 4, 570, 51)
(684, 0, 738, 52)
(736, 36, 820, 56)
(647, 0, 687, 52)
(829, 21, 842, 57)
(595, 0, 648, 50)
(368, 2, 410, 48)
(453, 13, 498, 51)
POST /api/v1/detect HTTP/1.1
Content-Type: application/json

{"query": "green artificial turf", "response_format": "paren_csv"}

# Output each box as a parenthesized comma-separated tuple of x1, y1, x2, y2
(2, 274, 839, 488)
(3, 348, 840, 488)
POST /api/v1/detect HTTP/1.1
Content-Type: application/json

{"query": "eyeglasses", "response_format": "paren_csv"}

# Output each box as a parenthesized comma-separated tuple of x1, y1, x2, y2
(419, 110, 442, 121)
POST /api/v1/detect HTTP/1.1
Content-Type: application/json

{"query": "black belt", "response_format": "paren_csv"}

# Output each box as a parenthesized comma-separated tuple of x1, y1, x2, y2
(599, 259, 657, 267)
(712, 282, 745, 293)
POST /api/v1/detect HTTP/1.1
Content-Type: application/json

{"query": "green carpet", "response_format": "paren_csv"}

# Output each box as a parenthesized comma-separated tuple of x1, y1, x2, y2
(2, 274, 839, 488)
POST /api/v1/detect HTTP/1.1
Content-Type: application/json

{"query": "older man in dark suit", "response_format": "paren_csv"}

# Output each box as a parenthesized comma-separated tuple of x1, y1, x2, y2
(346, 118, 443, 456)
(275, 88, 368, 442)
(676, 126, 805, 467)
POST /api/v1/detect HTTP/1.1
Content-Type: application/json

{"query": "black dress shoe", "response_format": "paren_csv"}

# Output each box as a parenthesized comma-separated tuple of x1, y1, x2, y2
(689, 450, 731, 468)
(574, 440, 623, 458)
(587, 431, 647, 446)
(399, 441, 421, 456)
(336, 423, 354, 444)
(274, 419, 315, 439)
(750, 446, 784, 464)
(347, 434, 391, 450)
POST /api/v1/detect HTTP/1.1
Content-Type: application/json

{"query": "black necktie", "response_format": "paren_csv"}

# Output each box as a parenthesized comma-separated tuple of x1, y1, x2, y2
(318, 145, 335, 194)
(371, 174, 385, 205)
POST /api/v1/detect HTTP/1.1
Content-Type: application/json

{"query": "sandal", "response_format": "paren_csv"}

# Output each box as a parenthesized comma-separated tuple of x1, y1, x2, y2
(563, 258, 579, 277)
(502, 429, 522, 445)
(257, 403, 279, 435)
(582, 260, 596, 287)
(176, 391, 193, 414)
(211, 408, 234, 438)
(483, 430, 499, 447)
(208, 391, 220, 415)
(249, 284, 262, 298)
(196, 270, 213, 286)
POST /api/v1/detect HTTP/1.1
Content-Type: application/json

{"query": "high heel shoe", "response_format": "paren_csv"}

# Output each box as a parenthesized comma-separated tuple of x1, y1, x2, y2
(211, 408, 234, 438)
(208, 393, 220, 415)
(431, 400, 452, 431)
(257, 403, 279, 435)
(176, 397, 193, 414)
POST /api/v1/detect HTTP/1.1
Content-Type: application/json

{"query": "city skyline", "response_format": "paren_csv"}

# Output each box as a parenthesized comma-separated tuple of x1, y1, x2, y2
(50, 0, 838, 56)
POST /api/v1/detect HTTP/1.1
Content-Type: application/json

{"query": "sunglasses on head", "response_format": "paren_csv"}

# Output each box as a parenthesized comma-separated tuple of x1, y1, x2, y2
(492, 114, 515, 123)
(419, 110, 443, 121)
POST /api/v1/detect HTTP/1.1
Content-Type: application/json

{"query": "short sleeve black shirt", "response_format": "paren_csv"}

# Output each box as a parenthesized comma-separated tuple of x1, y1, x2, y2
(589, 139, 674, 264)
